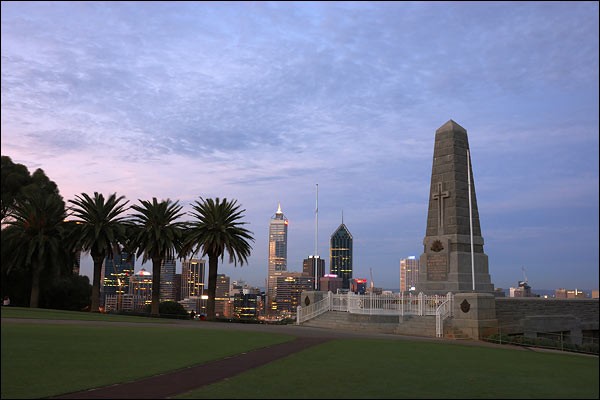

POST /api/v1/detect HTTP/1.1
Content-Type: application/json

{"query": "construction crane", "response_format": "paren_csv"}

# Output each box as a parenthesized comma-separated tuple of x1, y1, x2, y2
(521, 266, 528, 284)
(519, 266, 531, 289)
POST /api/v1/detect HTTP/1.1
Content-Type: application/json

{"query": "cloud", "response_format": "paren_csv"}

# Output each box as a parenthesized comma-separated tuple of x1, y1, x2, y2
(2, 1, 598, 289)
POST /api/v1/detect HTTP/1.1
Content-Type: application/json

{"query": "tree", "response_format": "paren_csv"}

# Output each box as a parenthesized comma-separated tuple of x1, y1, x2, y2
(1, 161, 73, 305)
(1, 156, 64, 224)
(40, 274, 92, 311)
(182, 197, 254, 320)
(129, 198, 186, 316)
(1, 155, 32, 223)
(2, 191, 69, 307)
(68, 192, 130, 312)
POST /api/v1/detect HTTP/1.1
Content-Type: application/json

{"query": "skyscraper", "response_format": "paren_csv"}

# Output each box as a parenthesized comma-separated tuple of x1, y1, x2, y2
(303, 256, 325, 290)
(215, 273, 231, 317)
(274, 272, 314, 317)
(181, 258, 206, 299)
(330, 220, 353, 289)
(73, 250, 81, 275)
(129, 268, 152, 310)
(160, 257, 176, 302)
(102, 251, 135, 305)
(400, 256, 419, 293)
(267, 203, 288, 312)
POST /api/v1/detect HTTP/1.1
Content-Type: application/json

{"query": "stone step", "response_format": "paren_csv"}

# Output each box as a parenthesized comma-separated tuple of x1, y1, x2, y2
(302, 311, 441, 338)
(444, 328, 470, 340)
(442, 319, 472, 340)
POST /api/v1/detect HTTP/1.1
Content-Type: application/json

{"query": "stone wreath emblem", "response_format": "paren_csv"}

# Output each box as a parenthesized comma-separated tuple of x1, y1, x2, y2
(431, 240, 444, 252)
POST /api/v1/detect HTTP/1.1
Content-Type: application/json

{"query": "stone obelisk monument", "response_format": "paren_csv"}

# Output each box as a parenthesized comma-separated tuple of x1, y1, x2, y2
(417, 120, 494, 294)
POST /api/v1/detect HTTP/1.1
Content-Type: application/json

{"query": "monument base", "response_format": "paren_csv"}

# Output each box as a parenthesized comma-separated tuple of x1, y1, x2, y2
(451, 292, 498, 340)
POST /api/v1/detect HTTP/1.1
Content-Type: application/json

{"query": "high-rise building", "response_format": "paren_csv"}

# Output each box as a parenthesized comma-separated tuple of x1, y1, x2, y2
(129, 268, 152, 310)
(181, 258, 206, 299)
(215, 273, 231, 317)
(330, 220, 353, 289)
(303, 256, 325, 290)
(233, 291, 260, 320)
(72, 250, 81, 275)
(160, 257, 176, 302)
(267, 203, 288, 312)
(102, 251, 135, 305)
(274, 272, 314, 317)
(174, 273, 182, 302)
(230, 280, 260, 296)
(400, 256, 420, 293)
(320, 274, 344, 293)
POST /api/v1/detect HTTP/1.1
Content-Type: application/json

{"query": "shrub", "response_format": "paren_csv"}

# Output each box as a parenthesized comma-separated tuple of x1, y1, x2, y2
(143, 301, 189, 318)
(40, 275, 91, 311)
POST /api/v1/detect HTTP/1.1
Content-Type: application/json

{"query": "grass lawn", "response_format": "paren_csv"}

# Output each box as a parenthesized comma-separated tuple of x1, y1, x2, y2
(177, 339, 599, 399)
(2, 307, 598, 399)
(1, 315, 293, 399)
(0, 306, 173, 323)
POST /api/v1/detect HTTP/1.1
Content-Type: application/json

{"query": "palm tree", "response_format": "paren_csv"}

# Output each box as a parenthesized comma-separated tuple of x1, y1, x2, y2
(182, 197, 254, 320)
(68, 192, 130, 312)
(2, 191, 69, 307)
(129, 198, 186, 316)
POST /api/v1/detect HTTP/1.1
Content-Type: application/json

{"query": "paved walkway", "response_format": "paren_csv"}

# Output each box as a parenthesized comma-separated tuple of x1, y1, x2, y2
(50, 336, 331, 399)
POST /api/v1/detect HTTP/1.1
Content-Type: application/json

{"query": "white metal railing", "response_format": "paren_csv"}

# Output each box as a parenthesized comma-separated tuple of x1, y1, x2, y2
(331, 292, 349, 311)
(297, 291, 455, 333)
(435, 292, 454, 337)
(296, 292, 332, 324)
(347, 293, 402, 315)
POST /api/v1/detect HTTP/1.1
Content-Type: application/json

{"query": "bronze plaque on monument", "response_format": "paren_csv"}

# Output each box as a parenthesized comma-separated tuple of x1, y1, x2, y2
(427, 253, 448, 281)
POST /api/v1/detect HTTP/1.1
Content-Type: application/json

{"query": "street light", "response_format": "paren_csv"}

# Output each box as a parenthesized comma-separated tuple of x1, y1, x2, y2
(117, 278, 123, 311)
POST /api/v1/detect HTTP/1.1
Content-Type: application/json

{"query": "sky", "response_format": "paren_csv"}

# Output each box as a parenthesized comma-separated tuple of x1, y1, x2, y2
(1, 1, 598, 292)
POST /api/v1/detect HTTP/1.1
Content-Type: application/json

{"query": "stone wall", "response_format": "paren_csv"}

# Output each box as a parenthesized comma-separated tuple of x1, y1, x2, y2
(494, 298, 599, 344)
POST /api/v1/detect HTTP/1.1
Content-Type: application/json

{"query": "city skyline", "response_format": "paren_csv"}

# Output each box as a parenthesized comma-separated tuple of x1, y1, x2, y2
(1, 2, 598, 291)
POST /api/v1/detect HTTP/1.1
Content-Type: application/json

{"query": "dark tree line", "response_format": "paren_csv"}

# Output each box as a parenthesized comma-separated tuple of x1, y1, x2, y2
(1, 155, 255, 320)
(1, 155, 89, 308)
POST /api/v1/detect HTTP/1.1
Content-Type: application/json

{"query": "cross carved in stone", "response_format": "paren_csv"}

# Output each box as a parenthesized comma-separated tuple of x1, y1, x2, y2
(432, 182, 450, 234)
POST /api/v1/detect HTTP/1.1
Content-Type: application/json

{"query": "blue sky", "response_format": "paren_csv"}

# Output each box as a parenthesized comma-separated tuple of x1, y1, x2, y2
(2, 1, 598, 291)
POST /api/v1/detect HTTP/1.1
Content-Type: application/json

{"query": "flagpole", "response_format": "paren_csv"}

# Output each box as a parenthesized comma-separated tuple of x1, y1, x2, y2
(314, 183, 319, 290)
(467, 150, 475, 291)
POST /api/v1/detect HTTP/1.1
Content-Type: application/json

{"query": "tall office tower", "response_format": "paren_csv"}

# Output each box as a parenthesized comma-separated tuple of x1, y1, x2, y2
(302, 256, 325, 290)
(129, 268, 152, 310)
(181, 258, 206, 299)
(267, 203, 288, 312)
(400, 256, 420, 293)
(330, 220, 353, 289)
(233, 291, 260, 320)
(215, 273, 231, 318)
(102, 251, 135, 305)
(160, 257, 176, 302)
(174, 273, 182, 301)
(72, 250, 81, 275)
(274, 272, 314, 316)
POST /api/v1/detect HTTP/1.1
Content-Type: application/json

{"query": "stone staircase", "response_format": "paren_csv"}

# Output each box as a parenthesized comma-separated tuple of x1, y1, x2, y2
(300, 311, 435, 338)
(396, 314, 438, 337)
(301, 311, 400, 334)
(300, 311, 471, 340)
